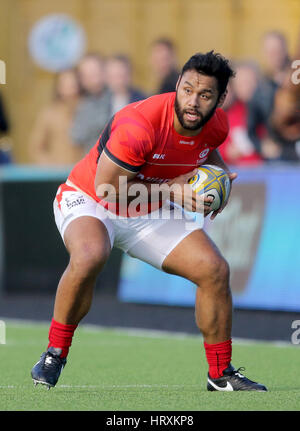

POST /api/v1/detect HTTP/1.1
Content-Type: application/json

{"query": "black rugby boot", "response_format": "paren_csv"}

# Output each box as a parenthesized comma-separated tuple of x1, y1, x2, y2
(207, 364, 267, 392)
(31, 347, 66, 390)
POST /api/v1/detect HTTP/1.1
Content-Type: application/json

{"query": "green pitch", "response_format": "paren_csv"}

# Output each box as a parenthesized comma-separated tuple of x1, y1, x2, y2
(0, 321, 299, 411)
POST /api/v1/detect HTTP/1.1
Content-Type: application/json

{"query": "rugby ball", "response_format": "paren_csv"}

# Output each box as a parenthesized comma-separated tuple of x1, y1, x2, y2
(188, 164, 230, 211)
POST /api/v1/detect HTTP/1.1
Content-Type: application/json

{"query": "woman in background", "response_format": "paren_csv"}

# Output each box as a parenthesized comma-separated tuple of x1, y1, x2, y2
(29, 69, 84, 166)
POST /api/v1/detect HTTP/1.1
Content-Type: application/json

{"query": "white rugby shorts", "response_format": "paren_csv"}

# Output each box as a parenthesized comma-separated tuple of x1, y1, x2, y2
(53, 182, 202, 269)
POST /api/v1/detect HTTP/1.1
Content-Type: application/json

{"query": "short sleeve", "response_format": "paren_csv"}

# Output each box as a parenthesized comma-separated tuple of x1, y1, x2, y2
(103, 115, 153, 173)
(210, 108, 230, 149)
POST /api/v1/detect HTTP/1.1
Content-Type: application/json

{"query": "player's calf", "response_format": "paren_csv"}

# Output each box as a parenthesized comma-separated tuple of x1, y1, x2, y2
(193, 254, 233, 380)
(193, 255, 232, 341)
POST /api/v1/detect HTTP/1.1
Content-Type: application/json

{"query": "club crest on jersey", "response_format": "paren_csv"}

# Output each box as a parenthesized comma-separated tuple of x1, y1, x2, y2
(199, 148, 210, 158)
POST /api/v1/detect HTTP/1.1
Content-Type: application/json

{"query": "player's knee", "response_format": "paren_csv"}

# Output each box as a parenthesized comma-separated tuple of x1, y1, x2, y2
(194, 255, 230, 289)
(69, 242, 109, 280)
(214, 257, 230, 285)
(208, 256, 230, 289)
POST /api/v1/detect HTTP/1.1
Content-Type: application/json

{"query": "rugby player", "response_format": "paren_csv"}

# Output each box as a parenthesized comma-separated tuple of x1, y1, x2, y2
(31, 51, 267, 392)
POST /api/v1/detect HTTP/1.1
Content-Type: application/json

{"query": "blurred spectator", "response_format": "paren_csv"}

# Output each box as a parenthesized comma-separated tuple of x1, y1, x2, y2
(0, 91, 12, 164)
(262, 30, 290, 84)
(269, 33, 300, 161)
(150, 38, 179, 94)
(219, 62, 263, 166)
(70, 53, 111, 153)
(247, 31, 291, 160)
(105, 54, 146, 114)
(29, 69, 84, 166)
(0, 92, 9, 133)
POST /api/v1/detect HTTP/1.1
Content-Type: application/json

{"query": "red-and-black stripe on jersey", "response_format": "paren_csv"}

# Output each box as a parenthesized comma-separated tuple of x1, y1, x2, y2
(96, 115, 142, 173)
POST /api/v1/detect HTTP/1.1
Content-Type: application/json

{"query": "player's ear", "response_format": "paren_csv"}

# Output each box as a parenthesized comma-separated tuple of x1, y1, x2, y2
(175, 75, 182, 91)
(217, 90, 227, 107)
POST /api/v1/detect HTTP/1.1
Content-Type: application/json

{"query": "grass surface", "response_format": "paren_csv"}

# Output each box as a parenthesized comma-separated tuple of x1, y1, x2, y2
(0, 321, 299, 411)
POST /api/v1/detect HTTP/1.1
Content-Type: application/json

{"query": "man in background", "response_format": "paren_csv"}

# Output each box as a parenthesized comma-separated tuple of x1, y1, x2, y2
(70, 53, 112, 154)
(247, 31, 291, 160)
(105, 54, 146, 115)
(150, 38, 180, 94)
(269, 31, 300, 161)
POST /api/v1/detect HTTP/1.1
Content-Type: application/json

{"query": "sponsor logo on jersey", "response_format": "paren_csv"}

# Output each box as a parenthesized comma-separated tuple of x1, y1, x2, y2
(196, 157, 208, 164)
(152, 153, 166, 160)
(179, 140, 195, 145)
(136, 173, 169, 183)
(65, 195, 86, 209)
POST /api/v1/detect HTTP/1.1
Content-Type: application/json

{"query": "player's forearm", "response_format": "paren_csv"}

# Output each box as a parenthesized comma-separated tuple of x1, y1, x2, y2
(97, 177, 165, 206)
(205, 149, 231, 175)
(121, 178, 155, 204)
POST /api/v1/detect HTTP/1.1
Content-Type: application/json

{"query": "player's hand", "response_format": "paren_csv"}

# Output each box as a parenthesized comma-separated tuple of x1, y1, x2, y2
(209, 172, 238, 220)
(166, 169, 214, 213)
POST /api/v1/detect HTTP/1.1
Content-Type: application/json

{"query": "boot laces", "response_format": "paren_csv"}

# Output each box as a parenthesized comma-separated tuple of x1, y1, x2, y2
(43, 351, 62, 370)
(234, 367, 246, 378)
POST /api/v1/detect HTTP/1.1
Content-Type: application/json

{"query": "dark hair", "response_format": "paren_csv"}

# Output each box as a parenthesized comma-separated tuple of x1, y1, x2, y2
(181, 51, 235, 96)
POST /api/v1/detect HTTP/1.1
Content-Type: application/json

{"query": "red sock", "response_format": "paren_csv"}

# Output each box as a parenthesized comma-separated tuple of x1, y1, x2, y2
(204, 338, 232, 379)
(47, 318, 78, 358)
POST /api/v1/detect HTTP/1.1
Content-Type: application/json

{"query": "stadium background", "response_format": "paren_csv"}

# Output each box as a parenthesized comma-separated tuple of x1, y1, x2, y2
(0, 0, 300, 343)
(1, 0, 300, 163)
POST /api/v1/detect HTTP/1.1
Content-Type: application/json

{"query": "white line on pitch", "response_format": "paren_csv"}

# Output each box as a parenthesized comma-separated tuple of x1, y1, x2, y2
(0, 317, 296, 348)
(0, 384, 200, 389)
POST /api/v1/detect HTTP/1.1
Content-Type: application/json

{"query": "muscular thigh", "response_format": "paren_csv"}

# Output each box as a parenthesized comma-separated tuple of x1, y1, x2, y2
(162, 229, 224, 284)
(64, 216, 112, 260)
(53, 183, 114, 265)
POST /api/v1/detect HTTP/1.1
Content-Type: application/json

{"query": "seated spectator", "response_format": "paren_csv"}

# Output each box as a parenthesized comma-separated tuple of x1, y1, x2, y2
(150, 38, 179, 94)
(105, 54, 146, 114)
(219, 62, 263, 166)
(0, 91, 12, 164)
(247, 30, 291, 160)
(29, 68, 84, 166)
(70, 53, 111, 154)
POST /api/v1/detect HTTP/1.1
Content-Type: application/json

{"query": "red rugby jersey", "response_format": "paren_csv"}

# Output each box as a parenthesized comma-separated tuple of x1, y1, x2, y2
(68, 92, 229, 207)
